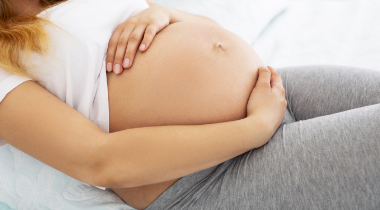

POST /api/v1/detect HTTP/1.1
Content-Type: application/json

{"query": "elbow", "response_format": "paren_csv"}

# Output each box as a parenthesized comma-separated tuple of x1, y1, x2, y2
(87, 164, 114, 189)
(86, 134, 140, 188)
(86, 160, 122, 188)
(72, 133, 117, 188)
(90, 163, 142, 189)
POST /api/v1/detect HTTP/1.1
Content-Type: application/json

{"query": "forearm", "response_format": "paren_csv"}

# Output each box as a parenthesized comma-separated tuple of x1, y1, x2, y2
(146, 0, 219, 26)
(0, 80, 274, 189)
(168, 8, 220, 26)
(101, 117, 270, 188)
(146, 0, 157, 6)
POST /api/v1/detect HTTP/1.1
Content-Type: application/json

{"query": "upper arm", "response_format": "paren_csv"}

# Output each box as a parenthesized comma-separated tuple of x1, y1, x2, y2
(0, 81, 106, 186)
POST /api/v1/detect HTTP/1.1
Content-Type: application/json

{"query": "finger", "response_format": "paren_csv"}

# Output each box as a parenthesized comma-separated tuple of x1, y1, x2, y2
(123, 26, 147, 69)
(268, 66, 284, 89)
(256, 66, 272, 89)
(139, 24, 158, 52)
(267, 66, 286, 98)
(113, 26, 140, 74)
(106, 24, 125, 72)
(268, 66, 281, 84)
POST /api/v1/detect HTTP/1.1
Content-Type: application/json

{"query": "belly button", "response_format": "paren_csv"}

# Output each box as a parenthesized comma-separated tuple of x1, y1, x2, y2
(218, 43, 225, 51)
(214, 43, 226, 52)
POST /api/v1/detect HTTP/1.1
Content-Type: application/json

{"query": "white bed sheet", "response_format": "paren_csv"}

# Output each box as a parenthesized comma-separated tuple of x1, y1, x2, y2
(1, 1, 379, 209)
(154, 0, 380, 71)
(151, 0, 288, 47)
(253, 0, 380, 71)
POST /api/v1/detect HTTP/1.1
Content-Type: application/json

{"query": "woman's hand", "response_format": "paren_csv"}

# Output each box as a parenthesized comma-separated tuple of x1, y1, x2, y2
(106, 6, 172, 74)
(106, 4, 220, 74)
(247, 66, 287, 134)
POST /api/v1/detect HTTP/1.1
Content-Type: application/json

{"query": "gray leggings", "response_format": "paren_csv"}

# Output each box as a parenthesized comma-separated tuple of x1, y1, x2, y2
(145, 66, 380, 210)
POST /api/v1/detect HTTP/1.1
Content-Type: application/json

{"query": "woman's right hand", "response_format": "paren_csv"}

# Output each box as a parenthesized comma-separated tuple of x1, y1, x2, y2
(247, 66, 287, 133)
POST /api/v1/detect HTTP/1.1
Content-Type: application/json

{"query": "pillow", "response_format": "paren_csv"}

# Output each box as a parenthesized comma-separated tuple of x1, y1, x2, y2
(150, 0, 288, 45)
(0, 202, 13, 210)
(0, 145, 136, 210)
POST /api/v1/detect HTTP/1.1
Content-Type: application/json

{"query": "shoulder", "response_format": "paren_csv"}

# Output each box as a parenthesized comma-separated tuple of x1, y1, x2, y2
(40, 0, 149, 26)
(39, 0, 149, 44)
(0, 69, 32, 103)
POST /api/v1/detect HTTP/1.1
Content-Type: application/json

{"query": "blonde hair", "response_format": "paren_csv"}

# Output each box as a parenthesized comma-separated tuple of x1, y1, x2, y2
(0, 0, 65, 78)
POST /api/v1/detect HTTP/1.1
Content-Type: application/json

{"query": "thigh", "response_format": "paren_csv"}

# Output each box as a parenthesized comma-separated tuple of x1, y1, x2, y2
(277, 65, 380, 121)
(147, 103, 380, 210)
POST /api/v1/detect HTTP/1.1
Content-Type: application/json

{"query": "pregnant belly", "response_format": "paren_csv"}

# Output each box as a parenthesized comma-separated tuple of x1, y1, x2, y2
(107, 22, 263, 209)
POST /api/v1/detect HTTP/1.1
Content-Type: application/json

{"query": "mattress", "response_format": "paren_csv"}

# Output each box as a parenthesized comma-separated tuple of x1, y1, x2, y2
(253, 0, 380, 71)
(153, 0, 380, 71)
(1, 1, 379, 209)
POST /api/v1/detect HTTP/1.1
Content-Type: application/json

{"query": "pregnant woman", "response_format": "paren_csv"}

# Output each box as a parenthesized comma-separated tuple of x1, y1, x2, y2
(0, 0, 379, 210)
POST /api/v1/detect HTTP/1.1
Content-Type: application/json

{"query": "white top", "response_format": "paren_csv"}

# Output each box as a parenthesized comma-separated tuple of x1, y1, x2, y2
(0, 0, 149, 188)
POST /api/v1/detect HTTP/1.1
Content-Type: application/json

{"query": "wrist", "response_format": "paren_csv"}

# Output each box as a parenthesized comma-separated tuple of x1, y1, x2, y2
(167, 7, 187, 24)
(244, 115, 275, 148)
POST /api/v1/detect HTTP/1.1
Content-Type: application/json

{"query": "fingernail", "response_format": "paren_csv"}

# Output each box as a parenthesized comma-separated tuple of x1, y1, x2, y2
(107, 63, 113, 72)
(140, 44, 146, 51)
(261, 66, 269, 70)
(114, 64, 121, 74)
(123, 58, 130, 68)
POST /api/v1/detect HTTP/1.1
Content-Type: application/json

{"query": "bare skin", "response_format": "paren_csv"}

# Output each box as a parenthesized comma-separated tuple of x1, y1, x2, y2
(108, 22, 263, 209)
(4, 0, 285, 209)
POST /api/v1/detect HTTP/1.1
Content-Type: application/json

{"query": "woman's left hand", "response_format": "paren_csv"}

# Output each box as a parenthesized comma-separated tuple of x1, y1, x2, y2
(106, 6, 172, 74)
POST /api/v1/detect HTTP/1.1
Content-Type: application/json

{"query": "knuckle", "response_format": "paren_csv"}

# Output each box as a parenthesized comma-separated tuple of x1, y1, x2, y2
(114, 52, 123, 60)
(115, 51, 126, 60)
(117, 39, 127, 47)
(124, 51, 132, 58)
(146, 27, 156, 35)
(152, 23, 162, 30)
(141, 17, 151, 24)
(106, 51, 114, 59)
(113, 57, 121, 64)
(125, 49, 135, 57)
(108, 40, 117, 47)
(257, 80, 267, 86)
(143, 35, 154, 43)
(117, 36, 129, 46)
(129, 33, 140, 42)
(259, 73, 270, 79)
(127, 18, 137, 25)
